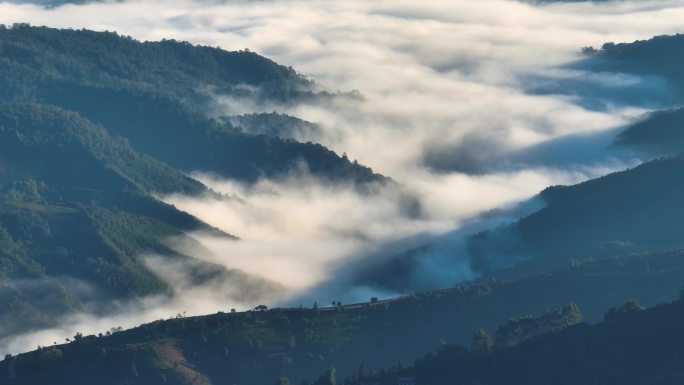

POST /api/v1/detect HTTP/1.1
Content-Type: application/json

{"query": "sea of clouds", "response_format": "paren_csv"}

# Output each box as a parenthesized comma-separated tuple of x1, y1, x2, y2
(2, 0, 684, 355)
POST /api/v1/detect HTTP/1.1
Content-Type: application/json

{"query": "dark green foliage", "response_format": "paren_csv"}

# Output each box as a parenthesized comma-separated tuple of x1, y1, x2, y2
(0, 24, 309, 102)
(470, 329, 492, 353)
(586, 34, 684, 160)
(0, 102, 204, 195)
(493, 303, 582, 349)
(348, 299, 684, 385)
(469, 155, 684, 279)
(586, 34, 684, 91)
(0, 103, 238, 337)
(37, 82, 382, 183)
(313, 367, 337, 385)
(229, 112, 322, 139)
(0, 25, 384, 340)
(5, 250, 684, 385)
(604, 299, 644, 321)
(0, 25, 385, 184)
(614, 108, 684, 157)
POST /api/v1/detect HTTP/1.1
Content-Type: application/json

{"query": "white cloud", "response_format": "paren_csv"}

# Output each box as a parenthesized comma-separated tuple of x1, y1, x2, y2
(0, 0, 681, 355)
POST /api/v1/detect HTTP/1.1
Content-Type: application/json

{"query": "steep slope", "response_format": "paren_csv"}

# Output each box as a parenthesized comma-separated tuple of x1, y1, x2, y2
(571, 34, 684, 157)
(613, 107, 684, 157)
(583, 34, 684, 87)
(2, 250, 684, 384)
(0, 24, 383, 345)
(0, 102, 204, 196)
(350, 298, 684, 385)
(468, 154, 684, 278)
(0, 24, 384, 184)
(0, 24, 309, 102)
(0, 103, 252, 338)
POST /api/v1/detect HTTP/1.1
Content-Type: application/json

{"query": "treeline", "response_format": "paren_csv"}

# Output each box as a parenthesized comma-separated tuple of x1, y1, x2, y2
(342, 296, 684, 385)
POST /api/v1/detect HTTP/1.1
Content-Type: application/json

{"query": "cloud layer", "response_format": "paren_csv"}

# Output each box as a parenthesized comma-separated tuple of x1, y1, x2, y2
(2, 0, 684, 354)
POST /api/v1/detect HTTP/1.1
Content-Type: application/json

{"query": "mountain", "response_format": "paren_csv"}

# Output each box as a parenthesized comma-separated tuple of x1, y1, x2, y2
(1, 249, 683, 385)
(3, 20, 684, 385)
(0, 103, 204, 196)
(467, 154, 684, 279)
(613, 108, 684, 157)
(0, 24, 384, 184)
(579, 34, 684, 158)
(227, 112, 322, 140)
(580, 34, 684, 99)
(350, 33, 684, 293)
(347, 297, 684, 385)
(0, 24, 387, 341)
(0, 103, 273, 338)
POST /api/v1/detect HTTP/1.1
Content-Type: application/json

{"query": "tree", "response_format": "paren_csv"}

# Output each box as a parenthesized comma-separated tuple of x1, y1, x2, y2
(605, 300, 644, 321)
(471, 329, 493, 353)
(356, 363, 370, 379)
(274, 378, 290, 385)
(313, 367, 336, 385)
(495, 304, 583, 349)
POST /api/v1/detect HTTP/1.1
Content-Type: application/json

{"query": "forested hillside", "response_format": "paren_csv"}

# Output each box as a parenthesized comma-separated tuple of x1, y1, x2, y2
(579, 35, 684, 158)
(2, 250, 683, 385)
(584, 34, 684, 94)
(0, 103, 270, 338)
(467, 154, 684, 279)
(0, 24, 383, 184)
(0, 24, 386, 341)
(347, 297, 684, 385)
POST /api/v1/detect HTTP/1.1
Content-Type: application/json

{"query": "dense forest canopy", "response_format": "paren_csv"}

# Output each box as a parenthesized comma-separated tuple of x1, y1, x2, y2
(0, 24, 384, 184)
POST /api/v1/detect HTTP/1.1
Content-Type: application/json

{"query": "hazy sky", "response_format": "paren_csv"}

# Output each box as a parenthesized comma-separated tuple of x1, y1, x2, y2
(2, 0, 684, 355)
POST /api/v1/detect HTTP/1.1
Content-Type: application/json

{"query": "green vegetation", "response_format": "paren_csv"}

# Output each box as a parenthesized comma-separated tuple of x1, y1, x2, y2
(228, 112, 322, 140)
(0, 102, 204, 195)
(0, 24, 384, 184)
(0, 24, 309, 102)
(585, 34, 684, 93)
(3, 250, 684, 384)
(468, 154, 684, 279)
(493, 303, 582, 349)
(3, 23, 684, 385)
(584, 34, 684, 157)
(0, 103, 237, 337)
(345, 297, 684, 385)
(0, 24, 385, 340)
(613, 108, 684, 157)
